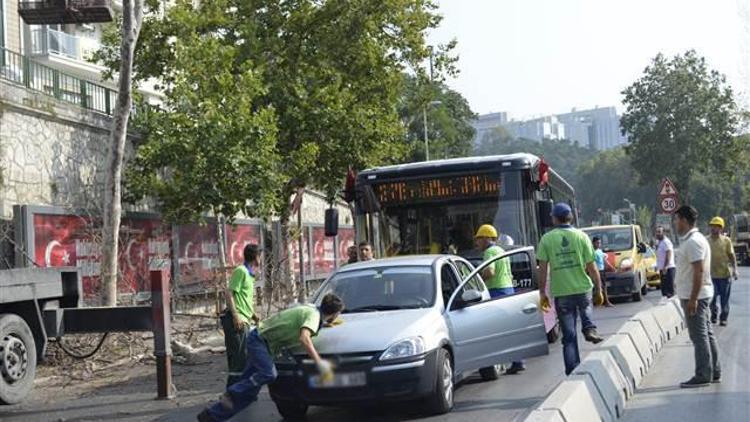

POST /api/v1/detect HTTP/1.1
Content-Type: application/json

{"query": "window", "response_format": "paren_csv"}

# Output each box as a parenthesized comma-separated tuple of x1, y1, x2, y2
(440, 263, 460, 307)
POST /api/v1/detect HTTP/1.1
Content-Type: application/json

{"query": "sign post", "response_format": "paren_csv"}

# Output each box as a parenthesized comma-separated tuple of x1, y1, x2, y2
(656, 178, 680, 236)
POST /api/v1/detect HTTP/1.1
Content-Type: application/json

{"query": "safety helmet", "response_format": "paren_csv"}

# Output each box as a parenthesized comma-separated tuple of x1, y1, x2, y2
(475, 224, 498, 239)
(709, 216, 725, 228)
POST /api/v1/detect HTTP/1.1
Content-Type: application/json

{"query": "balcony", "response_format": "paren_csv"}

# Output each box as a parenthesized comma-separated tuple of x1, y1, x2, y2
(18, 1, 113, 25)
(30, 27, 100, 62)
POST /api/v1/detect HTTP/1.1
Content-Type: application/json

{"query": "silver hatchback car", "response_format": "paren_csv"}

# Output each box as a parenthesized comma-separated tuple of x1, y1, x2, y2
(269, 247, 549, 418)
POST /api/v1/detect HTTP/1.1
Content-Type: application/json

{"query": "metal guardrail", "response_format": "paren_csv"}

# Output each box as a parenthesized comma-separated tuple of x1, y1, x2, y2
(0, 45, 116, 115)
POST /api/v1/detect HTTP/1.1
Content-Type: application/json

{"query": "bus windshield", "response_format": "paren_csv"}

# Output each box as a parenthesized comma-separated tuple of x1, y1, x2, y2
(367, 171, 528, 257)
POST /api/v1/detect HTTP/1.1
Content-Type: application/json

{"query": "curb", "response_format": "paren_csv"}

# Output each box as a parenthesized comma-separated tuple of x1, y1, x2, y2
(523, 297, 684, 421)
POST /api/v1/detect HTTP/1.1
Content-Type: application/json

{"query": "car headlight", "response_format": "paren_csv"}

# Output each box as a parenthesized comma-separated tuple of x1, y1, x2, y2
(380, 337, 425, 361)
(620, 258, 633, 271)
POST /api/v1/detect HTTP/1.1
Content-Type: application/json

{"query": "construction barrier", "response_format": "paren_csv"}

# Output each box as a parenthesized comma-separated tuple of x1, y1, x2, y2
(536, 377, 613, 422)
(615, 321, 655, 368)
(630, 311, 665, 351)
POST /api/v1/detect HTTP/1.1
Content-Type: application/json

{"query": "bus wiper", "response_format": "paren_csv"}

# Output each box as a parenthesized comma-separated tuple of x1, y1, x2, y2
(343, 305, 403, 313)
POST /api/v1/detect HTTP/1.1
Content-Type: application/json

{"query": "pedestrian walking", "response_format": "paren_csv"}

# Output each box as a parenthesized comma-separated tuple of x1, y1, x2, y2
(592, 236, 615, 307)
(221, 244, 260, 387)
(474, 224, 525, 375)
(198, 294, 345, 422)
(673, 205, 720, 388)
(707, 216, 738, 326)
(537, 203, 604, 375)
(655, 227, 676, 298)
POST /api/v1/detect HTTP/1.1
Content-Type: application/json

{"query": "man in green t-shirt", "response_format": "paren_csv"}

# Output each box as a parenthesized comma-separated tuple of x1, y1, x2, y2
(474, 224, 525, 374)
(537, 203, 604, 375)
(200, 294, 345, 422)
(221, 244, 261, 386)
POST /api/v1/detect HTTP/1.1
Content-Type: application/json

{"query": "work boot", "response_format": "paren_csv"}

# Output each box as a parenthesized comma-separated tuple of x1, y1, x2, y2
(720, 320, 728, 327)
(197, 409, 216, 422)
(680, 377, 711, 388)
(583, 328, 604, 344)
(505, 362, 526, 375)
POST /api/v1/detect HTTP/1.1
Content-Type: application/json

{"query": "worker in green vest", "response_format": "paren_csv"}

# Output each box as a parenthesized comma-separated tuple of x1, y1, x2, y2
(475, 224, 525, 375)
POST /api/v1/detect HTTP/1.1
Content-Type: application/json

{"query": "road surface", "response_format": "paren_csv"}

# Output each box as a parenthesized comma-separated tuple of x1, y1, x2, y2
(622, 267, 750, 422)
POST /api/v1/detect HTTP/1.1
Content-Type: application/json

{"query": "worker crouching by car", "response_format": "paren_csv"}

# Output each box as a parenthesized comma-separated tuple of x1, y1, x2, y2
(198, 294, 345, 422)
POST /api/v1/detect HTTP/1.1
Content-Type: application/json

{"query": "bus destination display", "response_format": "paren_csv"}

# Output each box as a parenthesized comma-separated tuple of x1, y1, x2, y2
(374, 174, 500, 205)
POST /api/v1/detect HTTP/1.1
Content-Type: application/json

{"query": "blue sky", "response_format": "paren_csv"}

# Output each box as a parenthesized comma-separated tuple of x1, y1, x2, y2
(429, 0, 748, 118)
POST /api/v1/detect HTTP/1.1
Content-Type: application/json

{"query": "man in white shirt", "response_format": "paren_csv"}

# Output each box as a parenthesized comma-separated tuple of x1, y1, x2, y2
(673, 205, 720, 388)
(655, 227, 676, 298)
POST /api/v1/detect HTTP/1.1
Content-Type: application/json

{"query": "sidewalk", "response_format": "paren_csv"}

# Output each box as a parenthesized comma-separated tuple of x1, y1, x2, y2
(622, 287, 750, 422)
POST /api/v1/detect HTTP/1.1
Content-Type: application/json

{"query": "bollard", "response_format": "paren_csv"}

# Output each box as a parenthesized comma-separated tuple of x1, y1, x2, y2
(151, 270, 174, 399)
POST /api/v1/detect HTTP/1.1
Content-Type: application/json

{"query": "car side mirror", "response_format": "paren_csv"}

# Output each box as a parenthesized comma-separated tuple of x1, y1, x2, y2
(460, 289, 483, 306)
(538, 200, 554, 229)
(637, 243, 647, 254)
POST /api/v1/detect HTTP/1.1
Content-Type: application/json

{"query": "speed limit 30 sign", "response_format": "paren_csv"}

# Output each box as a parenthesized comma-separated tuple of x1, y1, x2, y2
(660, 195, 679, 213)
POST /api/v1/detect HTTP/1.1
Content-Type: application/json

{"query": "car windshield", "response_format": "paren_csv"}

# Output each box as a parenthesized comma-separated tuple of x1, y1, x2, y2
(584, 228, 633, 252)
(315, 266, 435, 313)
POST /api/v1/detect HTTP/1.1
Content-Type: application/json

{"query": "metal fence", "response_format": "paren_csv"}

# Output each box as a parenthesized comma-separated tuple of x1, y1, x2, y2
(0, 45, 116, 115)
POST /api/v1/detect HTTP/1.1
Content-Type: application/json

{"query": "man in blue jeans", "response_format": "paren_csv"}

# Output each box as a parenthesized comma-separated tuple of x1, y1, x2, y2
(537, 203, 605, 375)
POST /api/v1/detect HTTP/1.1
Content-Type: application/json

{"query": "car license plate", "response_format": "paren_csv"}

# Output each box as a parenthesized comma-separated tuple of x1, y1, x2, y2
(308, 372, 366, 389)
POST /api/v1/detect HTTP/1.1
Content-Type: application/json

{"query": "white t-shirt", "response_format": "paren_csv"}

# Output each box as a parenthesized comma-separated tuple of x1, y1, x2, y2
(675, 229, 714, 300)
(656, 237, 676, 269)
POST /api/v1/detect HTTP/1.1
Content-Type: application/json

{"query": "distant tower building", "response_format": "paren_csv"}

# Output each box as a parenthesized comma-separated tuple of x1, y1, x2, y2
(556, 107, 627, 150)
(471, 112, 508, 147)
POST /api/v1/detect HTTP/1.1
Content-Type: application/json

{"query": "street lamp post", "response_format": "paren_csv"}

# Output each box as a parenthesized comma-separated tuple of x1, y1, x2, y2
(423, 100, 442, 161)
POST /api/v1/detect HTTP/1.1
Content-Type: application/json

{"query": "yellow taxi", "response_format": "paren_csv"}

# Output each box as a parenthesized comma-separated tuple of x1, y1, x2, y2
(582, 224, 659, 302)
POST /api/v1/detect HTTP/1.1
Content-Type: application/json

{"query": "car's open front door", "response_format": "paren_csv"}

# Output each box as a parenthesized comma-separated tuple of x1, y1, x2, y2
(445, 247, 549, 374)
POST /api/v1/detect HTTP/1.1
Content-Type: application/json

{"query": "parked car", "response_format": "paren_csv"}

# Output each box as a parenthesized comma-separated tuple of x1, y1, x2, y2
(582, 225, 652, 301)
(643, 246, 662, 288)
(268, 248, 549, 418)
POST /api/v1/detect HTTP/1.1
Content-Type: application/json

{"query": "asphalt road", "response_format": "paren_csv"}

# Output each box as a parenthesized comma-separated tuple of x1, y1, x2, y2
(163, 290, 665, 422)
(622, 267, 750, 422)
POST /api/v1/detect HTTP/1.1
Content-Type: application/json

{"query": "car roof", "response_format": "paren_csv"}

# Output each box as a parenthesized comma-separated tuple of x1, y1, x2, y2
(338, 255, 459, 272)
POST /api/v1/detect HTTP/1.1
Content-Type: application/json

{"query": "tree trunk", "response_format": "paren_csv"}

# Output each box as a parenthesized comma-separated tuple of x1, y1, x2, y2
(101, 0, 144, 307)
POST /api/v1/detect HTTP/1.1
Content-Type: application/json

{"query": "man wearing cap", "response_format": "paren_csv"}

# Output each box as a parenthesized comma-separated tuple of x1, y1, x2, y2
(707, 216, 738, 326)
(537, 203, 605, 375)
(474, 224, 526, 375)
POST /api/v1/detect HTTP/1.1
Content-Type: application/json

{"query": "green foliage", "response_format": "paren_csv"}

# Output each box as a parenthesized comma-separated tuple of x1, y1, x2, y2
(475, 128, 597, 184)
(636, 205, 653, 235)
(100, 0, 451, 220)
(621, 50, 746, 199)
(399, 75, 476, 162)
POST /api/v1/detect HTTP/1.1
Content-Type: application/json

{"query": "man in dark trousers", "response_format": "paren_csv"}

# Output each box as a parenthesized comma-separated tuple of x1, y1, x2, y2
(537, 203, 604, 375)
(198, 294, 345, 421)
(221, 244, 260, 386)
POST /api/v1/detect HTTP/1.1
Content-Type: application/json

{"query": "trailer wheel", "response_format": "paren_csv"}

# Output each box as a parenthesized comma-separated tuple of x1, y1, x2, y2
(0, 314, 36, 405)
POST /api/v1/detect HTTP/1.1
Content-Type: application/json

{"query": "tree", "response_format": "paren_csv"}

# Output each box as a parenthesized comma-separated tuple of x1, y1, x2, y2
(399, 75, 476, 162)
(100, 0, 144, 306)
(620, 50, 746, 201)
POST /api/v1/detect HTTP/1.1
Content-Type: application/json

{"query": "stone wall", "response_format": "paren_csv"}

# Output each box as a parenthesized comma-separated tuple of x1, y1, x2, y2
(0, 79, 114, 219)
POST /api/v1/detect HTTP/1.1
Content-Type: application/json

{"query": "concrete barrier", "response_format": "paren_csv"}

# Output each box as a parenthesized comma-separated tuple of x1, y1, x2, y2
(572, 350, 631, 418)
(599, 334, 645, 390)
(535, 377, 613, 422)
(650, 303, 681, 340)
(616, 321, 655, 367)
(523, 409, 566, 422)
(630, 311, 664, 351)
(669, 297, 686, 328)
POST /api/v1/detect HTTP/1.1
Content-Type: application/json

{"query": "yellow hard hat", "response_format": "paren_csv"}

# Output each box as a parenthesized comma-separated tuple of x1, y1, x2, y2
(475, 224, 498, 239)
(709, 216, 725, 228)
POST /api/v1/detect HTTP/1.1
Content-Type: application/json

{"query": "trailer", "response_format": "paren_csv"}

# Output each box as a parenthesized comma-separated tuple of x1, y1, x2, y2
(0, 267, 172, 404)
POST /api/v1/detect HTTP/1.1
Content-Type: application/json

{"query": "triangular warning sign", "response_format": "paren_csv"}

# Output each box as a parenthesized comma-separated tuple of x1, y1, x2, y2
(659, 178, 678, 196)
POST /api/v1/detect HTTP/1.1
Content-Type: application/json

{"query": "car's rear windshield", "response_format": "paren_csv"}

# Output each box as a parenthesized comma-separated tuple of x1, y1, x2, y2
(315, 266, 435, 313)
(584, 228, 633, 252)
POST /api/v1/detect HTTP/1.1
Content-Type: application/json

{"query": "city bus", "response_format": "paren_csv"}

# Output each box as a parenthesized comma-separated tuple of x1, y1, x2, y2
(352, 153, 578, 259)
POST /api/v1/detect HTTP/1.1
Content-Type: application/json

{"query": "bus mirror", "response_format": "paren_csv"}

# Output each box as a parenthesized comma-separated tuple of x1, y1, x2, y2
(538, 200, 554, 228)
(325, 208, 339, 237)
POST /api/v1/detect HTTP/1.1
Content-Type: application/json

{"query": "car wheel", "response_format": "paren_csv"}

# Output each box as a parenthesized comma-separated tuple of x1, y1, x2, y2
(424, 349, 454, 415)
(479, 364, 502, 381)
(274, 399, 308, 421)
(0, 314, 37, 405)
(546, 323, 561, 344)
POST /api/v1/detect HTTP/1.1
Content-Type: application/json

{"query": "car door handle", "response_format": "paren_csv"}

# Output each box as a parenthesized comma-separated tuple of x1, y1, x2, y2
(522, 304, 538, 314)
